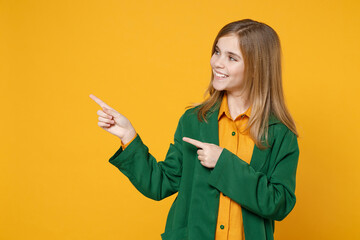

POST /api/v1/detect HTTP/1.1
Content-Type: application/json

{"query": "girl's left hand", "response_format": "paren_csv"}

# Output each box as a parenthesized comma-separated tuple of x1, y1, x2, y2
(182, 137, 224, 168)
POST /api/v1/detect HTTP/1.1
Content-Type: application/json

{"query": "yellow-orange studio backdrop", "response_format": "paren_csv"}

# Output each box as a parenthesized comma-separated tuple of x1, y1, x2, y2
(1, 0, 359, 239)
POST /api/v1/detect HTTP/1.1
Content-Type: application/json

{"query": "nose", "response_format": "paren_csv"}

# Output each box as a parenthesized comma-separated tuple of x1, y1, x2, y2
(213, 55, 225, 69)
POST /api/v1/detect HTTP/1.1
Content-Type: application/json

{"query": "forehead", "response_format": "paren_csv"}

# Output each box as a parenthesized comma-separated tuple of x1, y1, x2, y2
(216, 34, 241, 54)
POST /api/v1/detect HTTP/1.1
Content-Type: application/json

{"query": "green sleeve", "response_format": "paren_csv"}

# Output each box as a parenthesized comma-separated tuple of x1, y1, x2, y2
(208, 127, 299, 221)
(108, 115, 184, 201)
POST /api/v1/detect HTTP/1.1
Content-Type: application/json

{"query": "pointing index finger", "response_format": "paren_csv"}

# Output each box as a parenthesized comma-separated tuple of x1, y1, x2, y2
(89, 94, 111, 109)
(182, 137, 205, 149)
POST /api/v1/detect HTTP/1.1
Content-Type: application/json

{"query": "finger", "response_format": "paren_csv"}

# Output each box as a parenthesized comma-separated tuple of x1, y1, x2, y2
(97, 110, 113, 119)
(89, 94, 112, 109)
(98, 121, 111, 128)
(182, 137, 205, 149)
(99, 116, 115, 124)
(197, 149, 204, 155)
(103, 107, 123, 119)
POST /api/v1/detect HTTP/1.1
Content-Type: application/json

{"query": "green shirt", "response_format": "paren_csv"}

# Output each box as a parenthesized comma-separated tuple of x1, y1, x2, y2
(109, 105, 300, 240)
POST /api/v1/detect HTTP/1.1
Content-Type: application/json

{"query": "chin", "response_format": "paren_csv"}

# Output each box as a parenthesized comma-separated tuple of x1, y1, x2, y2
(212, 82, 226, 91)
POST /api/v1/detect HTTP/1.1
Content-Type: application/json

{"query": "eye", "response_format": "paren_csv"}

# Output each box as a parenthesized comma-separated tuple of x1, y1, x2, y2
(229, 56, 237, 61)
(214, 49, 220, 55)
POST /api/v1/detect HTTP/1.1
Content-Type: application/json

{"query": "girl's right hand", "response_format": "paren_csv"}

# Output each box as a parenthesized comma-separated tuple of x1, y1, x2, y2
(89, 94, 136, 145)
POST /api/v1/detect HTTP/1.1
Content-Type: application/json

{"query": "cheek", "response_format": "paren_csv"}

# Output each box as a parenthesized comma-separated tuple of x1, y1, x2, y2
(232, 64, 245, 77)
(210, 56, 216, 67)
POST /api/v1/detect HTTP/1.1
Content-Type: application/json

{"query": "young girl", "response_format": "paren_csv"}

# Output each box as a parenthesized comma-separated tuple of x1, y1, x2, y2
(90, 19, 299, 240)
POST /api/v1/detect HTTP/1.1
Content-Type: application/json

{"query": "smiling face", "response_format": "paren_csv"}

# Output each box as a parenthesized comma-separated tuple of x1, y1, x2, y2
(210, 34, 246, 95)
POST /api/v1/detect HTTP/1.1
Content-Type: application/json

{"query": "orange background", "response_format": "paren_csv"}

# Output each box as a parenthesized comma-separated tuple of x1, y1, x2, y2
(1, 0, 359, 239)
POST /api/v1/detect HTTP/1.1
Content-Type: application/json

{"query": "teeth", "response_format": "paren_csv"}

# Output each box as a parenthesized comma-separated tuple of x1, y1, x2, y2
(214, 71, 227, 78)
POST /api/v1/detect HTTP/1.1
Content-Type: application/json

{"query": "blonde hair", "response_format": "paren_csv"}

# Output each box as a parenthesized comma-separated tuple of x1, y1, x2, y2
(187, 19, 299, 150)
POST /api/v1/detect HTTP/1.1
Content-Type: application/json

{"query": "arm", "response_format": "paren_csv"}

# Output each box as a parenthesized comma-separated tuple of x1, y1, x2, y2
(208, 127, 299, 221)
(108, 115, 184, 201)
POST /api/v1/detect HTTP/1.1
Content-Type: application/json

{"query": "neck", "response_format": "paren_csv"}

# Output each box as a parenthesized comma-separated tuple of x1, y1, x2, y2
(226, 90, 250, 119)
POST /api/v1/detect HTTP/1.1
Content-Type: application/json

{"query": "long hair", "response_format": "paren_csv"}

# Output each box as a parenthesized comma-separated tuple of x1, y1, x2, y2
(187, 19, 299, 150)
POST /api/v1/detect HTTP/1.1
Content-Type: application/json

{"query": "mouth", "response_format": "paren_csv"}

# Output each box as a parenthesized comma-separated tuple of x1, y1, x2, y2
(213, 70, 229, 78)
(213, 70, 229, 79)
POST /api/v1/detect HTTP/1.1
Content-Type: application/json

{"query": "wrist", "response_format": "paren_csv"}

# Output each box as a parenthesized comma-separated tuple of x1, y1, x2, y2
(121, 129, 136, 145)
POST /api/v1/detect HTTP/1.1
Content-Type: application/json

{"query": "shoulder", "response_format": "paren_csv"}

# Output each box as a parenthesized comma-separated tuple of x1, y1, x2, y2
(174, 105, 205, 134)
(268, 121, 298, 154)
(267, 114, 298, 144)
(180, 105, 201, 121)
(268, 113, 295, 135)
(270, 121, 289, 133)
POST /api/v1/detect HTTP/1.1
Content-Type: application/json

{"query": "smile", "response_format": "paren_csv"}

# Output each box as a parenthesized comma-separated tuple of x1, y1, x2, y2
(213, 70, 228, 78)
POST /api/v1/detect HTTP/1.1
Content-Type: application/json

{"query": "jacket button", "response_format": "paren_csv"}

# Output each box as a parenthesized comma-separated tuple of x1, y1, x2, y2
(220, 225, 225, 229)
(231, 131, 236, 136)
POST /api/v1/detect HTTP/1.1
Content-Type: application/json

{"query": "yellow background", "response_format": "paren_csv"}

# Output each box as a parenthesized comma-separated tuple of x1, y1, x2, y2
(1, 0, 359, 239)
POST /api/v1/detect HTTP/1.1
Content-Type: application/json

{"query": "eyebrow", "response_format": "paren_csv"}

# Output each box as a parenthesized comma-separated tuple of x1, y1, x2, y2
(215, 45, 241, 59)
